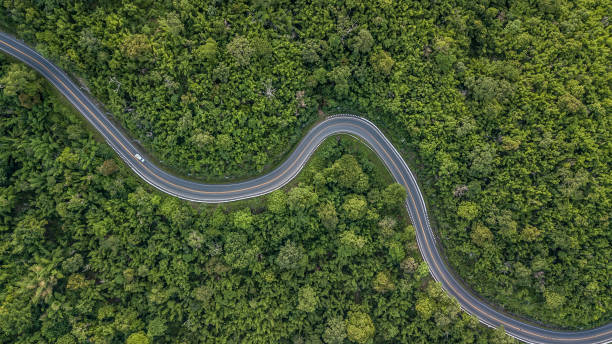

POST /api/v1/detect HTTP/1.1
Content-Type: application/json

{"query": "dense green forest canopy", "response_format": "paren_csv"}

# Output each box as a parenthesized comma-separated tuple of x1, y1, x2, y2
(0, 61, 519, 342)
(0, 0, 610, 338)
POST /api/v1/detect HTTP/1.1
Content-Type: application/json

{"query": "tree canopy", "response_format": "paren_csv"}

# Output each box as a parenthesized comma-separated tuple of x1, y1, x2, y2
(0, 0, 610, 337)
(0, 62, 519, 341)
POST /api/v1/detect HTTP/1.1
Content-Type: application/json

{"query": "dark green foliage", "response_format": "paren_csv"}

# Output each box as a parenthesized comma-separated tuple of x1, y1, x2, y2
(381, 183, 406, 211)
(0, 0, 610, 334)
(0, 67, 511, 342)
(61, 254, 83, 274)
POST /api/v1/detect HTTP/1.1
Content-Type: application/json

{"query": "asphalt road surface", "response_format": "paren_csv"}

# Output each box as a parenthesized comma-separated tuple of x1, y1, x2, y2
(1, 32, 610, 344)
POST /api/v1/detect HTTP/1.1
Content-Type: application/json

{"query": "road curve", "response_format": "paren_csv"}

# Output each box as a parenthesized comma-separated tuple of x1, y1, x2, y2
(1, 32, 610, 344)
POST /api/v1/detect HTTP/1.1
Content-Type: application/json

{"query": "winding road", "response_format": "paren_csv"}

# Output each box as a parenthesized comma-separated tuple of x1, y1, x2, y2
(1, 32, 610, 344)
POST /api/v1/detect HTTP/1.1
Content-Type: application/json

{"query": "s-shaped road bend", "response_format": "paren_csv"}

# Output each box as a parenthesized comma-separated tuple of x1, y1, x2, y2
(1, 32, 610, 344)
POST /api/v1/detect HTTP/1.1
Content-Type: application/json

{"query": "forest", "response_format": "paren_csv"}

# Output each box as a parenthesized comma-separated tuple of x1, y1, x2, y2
(0, 0, 610, 342)
(0, 59, 519, 342)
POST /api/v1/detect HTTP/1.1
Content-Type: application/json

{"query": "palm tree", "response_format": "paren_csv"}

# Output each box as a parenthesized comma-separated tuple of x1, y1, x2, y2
(17, 253, 63, 304)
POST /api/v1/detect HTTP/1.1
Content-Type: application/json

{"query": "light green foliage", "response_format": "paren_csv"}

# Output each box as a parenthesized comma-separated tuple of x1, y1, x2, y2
(297, 286, 319, 313)
(56, 334, 76, 344)
(342, 195, 367, 221)
(0, 0, 609, 337)
(56, 147, 79, 169)
(404, 225, 416, 241)
(372, 271, 395, 293)
(287, 186, 319, 212)
(187, 230, 204, 249)
(233, 209, 253, 230)
(0, 79, 519, 342)
(192, 286, 213, 304)
(415, 297, 435, 319)
(317, 202, 339, 230)
(126, 332, 150, 344)
(326, 154, 369, 193)
(329, 66, 352, 98)
(338, 231, 367, 258)
(267, 190, 287, 214)
(0, 63, 41, 99)
(276, 240, 307, 270)
(226, 36, 254, 66)
(196, 38, 218, 62)
(120, 34, 151, 60)
(432, 36, 457, 73)
(471, 223, 493, 246)
(457, 201, 478, 221)
(346, 311, 375, 344)
(323, 316, 347, 344)
(545, 291, 566, 310)
(387, 241, 405, 263)
(370, 50, 394, 76)
(520, 225, 541, 242)
(378, 216, 396, 237)
(400, 257, 418, 274)
(224, 232, 259, 270)
(468, 144, 497, 177)
(11, 215, 46, 254)
(415, 282, 463, 328)
(210, 206, 227, 229)
(159, 197, 192, 228)
(381, 183, 406, 210)
(415, 261, 430, 281)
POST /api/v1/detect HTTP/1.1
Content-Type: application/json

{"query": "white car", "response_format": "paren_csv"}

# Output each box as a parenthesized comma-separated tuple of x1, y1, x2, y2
(134, 154, 145, 163)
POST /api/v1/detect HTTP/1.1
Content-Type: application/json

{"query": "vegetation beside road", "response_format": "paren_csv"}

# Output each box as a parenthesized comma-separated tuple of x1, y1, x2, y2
(0, 61, 517, 342)
(0, 0, 610, 335)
